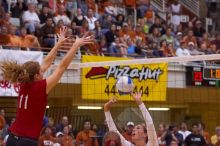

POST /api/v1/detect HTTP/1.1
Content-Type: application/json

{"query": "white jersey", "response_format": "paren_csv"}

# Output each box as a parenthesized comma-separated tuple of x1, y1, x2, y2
(178, 130, 191, 140)
(105, 103, 159, 146)
(171, 4, 181, 14)
(171, 4, 181, 25)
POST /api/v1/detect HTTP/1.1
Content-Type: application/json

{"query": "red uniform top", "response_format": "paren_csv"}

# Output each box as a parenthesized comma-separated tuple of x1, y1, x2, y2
(9, 79, 48, 139)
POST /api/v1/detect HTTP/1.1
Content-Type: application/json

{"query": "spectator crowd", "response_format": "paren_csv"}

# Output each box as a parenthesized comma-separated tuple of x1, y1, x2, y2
(1, 108, 220, 146)
(0, 0, 219, 57)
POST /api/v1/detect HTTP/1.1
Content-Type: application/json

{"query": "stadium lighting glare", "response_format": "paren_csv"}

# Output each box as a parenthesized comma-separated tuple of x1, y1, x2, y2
(77, 106, 102, 110)
(148, 108, 170, 111)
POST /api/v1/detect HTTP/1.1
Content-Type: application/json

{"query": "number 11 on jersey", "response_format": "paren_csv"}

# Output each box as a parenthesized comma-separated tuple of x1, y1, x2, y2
(19, 95, 29, 109)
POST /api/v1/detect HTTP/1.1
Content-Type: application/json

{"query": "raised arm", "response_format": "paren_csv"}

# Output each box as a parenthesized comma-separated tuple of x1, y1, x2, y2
(104, 98, 132, 146)
(40, 27, 68, 73)
(46, 34, 93, 94)
(132, 92, 159, 146)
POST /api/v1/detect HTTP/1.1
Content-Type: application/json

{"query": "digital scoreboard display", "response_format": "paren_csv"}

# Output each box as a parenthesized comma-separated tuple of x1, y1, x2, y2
(203, 68, 220, 80)
(186, 66, 220, 87)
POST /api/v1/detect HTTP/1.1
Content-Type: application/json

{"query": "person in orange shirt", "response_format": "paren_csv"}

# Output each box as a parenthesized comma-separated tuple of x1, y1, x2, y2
(198, 122, 211, 145)
(48, 0, 66, 13)
(54, 132, 64, 146)
(164, 43, 175, 57)
(135, 24, 146, 44)
(124, 0, 136, 8)
(118, 22, 135, 43)
(7, 25, 22, 47)
(183, 30, 197, 47)
(0, 115, 5, 130)
(20, 27, 40, 49)
(62, 126, 74, 146)
(0, 26, 10, 45)
(38, 126, 56, 146)
(199, 33, 211, 48)
(122, 121, 134, 142)
(75, 120, 98, 146)
(57, 0, 66, 8)
(101, 1, 114, 16)
(144, 5, 154, 23)
(86, 0, 95, 12)
(0, 13, 12, 29)
(124, 0, 136, 15)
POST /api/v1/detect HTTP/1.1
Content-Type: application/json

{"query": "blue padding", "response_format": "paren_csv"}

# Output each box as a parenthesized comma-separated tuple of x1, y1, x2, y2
(128, 77, 132, 84)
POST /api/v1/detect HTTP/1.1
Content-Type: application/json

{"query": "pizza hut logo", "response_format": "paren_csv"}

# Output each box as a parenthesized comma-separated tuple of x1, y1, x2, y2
(86, 66, 163, 81)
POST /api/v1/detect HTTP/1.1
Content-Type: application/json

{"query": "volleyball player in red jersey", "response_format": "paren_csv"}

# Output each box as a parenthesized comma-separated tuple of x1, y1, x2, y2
(0, 27, 94, 146)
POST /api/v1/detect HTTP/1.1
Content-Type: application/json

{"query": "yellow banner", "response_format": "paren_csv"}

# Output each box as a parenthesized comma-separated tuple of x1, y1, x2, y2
(82, 55, 167, 101)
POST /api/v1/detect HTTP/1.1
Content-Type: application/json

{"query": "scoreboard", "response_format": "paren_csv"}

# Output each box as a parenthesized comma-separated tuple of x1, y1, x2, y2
(203, 68, 220, 80)
(186, 66, 220, 87)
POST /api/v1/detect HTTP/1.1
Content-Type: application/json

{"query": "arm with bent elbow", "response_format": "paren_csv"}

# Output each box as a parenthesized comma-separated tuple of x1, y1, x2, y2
(132, 92, 159, 146)
(139, 103, 159, 146)
(104, 98, 132, 146)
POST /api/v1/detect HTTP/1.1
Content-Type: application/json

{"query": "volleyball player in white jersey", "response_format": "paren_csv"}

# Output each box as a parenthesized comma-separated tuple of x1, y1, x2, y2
(104, 92, 159, 146)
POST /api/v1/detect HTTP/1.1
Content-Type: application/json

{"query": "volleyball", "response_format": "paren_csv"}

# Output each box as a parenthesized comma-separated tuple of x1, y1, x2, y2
(116, 76, 134, 95)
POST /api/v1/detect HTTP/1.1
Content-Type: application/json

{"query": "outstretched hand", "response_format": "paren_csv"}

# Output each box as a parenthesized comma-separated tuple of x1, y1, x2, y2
(57, 26, 68, 45)
(108, 97, 118, 106)
(132, 92, 143, 105)
(73, 32, 94, 47)
(104, 97, 118, 112)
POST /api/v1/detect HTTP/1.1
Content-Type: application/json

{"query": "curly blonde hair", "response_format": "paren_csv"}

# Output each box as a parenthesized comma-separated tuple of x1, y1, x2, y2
(0, 61, 40, 83)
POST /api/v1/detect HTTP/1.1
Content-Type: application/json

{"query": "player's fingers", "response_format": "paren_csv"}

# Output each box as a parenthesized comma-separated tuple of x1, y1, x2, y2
(82, 32, 90, 38)
(59, 28, 62, 36)
(56, 33, 60, 38)
(60, 26, 65, 36)
(61, 28, 66, 37)
(134, 92, 137, 97)
(112, 96, 116, 102)
(139, 91, 142, 95)
(62, 26, 67, 35)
